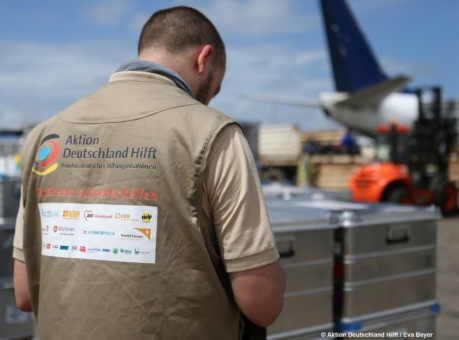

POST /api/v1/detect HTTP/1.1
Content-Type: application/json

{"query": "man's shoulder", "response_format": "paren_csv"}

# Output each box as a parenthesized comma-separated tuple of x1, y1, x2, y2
(20, 115, 64, 167)
(191, 104, 235, 125)
(24, 116, 60, 145)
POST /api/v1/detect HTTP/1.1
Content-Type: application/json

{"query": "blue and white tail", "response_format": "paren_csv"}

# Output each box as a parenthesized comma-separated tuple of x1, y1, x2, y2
(320, 0, 388, 93)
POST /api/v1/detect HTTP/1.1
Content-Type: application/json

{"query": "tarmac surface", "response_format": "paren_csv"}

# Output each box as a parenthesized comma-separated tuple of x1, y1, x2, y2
(436, 216, 459, 339)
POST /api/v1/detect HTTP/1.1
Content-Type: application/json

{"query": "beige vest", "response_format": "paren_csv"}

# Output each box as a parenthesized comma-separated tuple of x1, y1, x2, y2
(21, 72, 241, 339)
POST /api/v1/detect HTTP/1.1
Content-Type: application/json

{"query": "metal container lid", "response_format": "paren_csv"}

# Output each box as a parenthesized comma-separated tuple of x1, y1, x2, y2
(337, 203, 440, 227)
(0, 217, 16, 230)
(266, 195, 440, 228)
(263, 184, 351, 201)
(0, 278, 13, 289)
(267, 204, 339, 233)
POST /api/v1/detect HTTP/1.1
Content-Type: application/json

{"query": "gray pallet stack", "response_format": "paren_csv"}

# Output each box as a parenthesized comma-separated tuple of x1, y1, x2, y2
(0, 177, 34, 340)
(0, 134, 34, 340)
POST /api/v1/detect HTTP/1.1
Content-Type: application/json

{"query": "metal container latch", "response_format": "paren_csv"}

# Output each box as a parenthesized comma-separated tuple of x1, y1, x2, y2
(327, 212, 339, 224)
(311, 192, 325, 201)
(339, 210, 362, 224)
(277, 235, 296, 258)
(386, 224, 411, 244)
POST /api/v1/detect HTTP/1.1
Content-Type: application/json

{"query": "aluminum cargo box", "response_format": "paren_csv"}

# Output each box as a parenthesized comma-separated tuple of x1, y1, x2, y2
(0, 218, 15, 279)
(335, 302, 440, 340)
(0, 177, 21, 218)
(265, 196, 440, 322)
(267, 206, 338, 340)
(0, 280, 34, 340)
(334, 204, 439, 321)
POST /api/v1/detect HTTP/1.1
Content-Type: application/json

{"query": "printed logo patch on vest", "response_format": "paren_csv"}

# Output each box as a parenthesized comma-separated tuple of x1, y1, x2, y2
(58, 134, 158, 171)
(32, 134, 60, 176)
(39, 203, 158, 264)
(142, 213, 152, 223)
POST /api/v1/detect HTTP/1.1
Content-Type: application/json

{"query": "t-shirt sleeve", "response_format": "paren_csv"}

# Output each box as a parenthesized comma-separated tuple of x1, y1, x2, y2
(13, 187, 26, 262)
(204, 124, 279, 273)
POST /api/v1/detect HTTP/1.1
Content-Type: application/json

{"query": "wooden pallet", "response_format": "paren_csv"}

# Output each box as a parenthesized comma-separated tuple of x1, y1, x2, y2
(448, 146, 459, 187)
(304, 133, 459, 190)
(449, 149, 459, 163)
(309, 154, 366, 164)
(449, 162, 459, 188)
(314, 163, 361, 190)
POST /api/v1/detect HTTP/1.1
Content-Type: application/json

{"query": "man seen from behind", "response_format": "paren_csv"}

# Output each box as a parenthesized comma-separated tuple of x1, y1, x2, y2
(13, 6, 285, 340)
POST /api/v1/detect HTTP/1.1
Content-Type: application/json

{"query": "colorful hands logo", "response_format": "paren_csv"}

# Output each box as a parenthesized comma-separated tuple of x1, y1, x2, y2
(32, 134, 60, 176)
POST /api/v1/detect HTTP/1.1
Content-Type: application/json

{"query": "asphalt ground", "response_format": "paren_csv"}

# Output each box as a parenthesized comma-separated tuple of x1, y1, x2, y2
(436, 216, 459, 339)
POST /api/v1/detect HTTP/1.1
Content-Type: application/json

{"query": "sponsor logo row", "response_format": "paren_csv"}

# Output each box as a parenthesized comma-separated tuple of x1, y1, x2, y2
(43, 243, 150, 256)
(41, 225, 75, 236)
(41, 208, 152, 223)
(43, 225, 151, 241)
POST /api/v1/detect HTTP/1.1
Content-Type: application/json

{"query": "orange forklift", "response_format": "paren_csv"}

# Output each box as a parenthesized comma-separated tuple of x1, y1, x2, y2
(349, 87, 458, 214)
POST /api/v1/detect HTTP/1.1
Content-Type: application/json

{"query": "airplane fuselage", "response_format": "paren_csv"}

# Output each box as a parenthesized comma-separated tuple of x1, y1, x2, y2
(320, 92, 419, 136)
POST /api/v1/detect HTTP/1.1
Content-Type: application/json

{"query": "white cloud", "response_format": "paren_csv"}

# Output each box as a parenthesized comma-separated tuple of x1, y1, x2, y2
(128, 0, 317, 36)
(83, 0, 132, 26)
(223, 45, 329, 93)
(202, 0, 318, 36)
(129, 13, 150, 31)
(129, 0, 410, 36)
(349, 0, 418, 12)
(134, 0, 319, 37)
(207, 45, 337, 130)
(0, 39, 337, 131)
(0, 41, 133, 92)
(380, 56, 437, 78)
(0, 41, 134, 127)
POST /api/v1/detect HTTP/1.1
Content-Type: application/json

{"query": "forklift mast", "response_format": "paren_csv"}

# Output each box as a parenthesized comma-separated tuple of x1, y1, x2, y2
(410, 87, 455, 188)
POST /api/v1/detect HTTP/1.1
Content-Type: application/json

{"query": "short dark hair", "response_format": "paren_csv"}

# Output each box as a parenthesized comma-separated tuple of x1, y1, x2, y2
(138, 6, 225, 67)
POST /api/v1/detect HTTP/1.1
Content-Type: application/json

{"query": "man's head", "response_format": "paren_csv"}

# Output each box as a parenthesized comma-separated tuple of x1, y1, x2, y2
(138, 6, 225, 105)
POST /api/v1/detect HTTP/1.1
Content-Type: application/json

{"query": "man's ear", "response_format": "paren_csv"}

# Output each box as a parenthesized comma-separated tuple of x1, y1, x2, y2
(196, 45, 214, 75)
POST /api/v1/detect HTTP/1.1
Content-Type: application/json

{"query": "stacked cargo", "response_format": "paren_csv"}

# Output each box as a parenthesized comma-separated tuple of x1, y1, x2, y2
(333, 205, 440, 337)
(0, 135, 34, 339)
(264, 187, 441, 339)
(267, 206, 338, 339)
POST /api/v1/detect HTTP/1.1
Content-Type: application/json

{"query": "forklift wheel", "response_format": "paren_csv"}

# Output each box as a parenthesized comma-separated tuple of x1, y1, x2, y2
(435, 181, 458, 215)
(385, 187, 413, 205)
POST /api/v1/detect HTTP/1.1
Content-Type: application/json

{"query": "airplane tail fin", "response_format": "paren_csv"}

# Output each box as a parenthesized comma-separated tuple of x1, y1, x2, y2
(320, 0, 388, 93)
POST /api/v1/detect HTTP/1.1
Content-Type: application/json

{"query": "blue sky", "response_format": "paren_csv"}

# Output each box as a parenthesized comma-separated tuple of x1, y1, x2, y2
(0, 0, 458, 130)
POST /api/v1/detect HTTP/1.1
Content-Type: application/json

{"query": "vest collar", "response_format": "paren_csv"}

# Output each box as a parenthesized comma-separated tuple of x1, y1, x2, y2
(113, 60, 195, 99)
(109, 71, 177, 86)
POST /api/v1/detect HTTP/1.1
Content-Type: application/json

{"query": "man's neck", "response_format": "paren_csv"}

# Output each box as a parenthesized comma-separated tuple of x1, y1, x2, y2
(116, 60, 195, 99)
